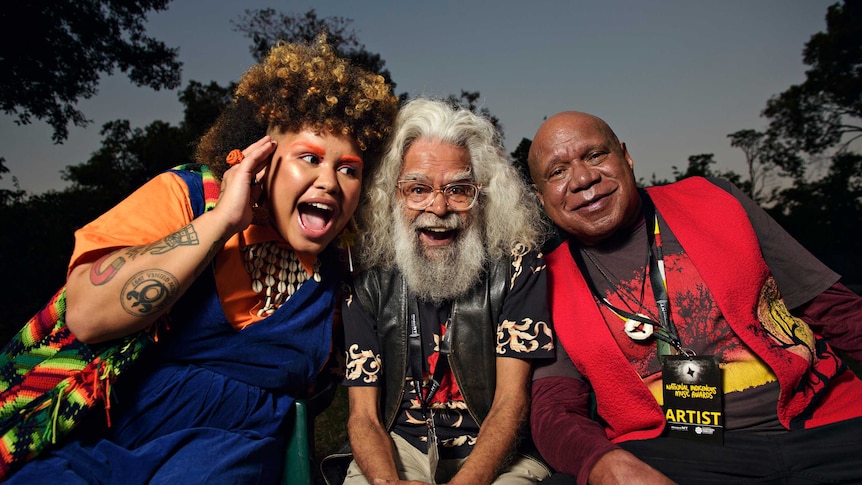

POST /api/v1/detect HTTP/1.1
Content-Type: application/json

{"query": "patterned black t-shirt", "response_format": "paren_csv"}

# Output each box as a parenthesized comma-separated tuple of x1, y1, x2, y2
(344, 249, 554, 458)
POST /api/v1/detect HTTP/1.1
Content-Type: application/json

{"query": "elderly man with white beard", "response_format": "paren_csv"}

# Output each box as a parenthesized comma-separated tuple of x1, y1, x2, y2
(338, 98, 554, 485)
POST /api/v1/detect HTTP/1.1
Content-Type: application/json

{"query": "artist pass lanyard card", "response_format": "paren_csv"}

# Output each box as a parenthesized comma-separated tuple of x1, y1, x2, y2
(661, 355, 723, 444)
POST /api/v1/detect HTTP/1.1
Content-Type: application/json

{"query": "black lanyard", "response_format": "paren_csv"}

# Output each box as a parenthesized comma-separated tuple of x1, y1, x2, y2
(407, 297, 452, 420)
(643, 195, 685, 355)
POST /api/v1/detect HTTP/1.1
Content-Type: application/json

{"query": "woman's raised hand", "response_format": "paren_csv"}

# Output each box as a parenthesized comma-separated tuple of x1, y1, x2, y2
(215, 136, 277, 233)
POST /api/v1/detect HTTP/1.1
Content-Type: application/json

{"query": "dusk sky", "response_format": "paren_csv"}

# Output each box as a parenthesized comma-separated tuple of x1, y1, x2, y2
(0, 0, 836, 194)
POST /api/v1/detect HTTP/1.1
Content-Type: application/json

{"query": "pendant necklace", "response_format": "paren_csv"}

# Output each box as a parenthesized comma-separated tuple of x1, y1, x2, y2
(581, 244, 657, 341)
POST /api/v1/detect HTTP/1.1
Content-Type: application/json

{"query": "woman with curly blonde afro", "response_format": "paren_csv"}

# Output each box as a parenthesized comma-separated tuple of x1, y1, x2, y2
(6, 35, 397, 483)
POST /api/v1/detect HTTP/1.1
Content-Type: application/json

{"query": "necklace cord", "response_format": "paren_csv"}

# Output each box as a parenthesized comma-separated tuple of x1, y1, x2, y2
(568, 190, 685, 354)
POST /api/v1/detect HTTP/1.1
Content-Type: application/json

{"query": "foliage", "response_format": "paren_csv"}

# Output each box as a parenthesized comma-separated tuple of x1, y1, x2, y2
(63, 120, 178, 200)
(232, 8, 396, 92)
(179, 81, 237, 141)
(753, 0, 862, 283)
(762, 0, 861, 159)
(0, 0, 182, 143)
(725, 129, 793, 202)
(0, 189, 107, 343)
(61, 81, 233, 204)
(445, 91, 504, 139)
(766, 152, 862, 282)
(313, 385, 350, 466)
(0, 159, 26, 207)
(645, 154, 748, 190)
(510, 138, 533, 184)
(232, 8, 508, 126)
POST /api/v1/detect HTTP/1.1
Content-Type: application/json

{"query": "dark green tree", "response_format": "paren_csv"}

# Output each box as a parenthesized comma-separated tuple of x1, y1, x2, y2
(762, 0, 861, 158)
(682, 154, 742, 184)
(510, 138, 533, 184)
(62, 120, 184, 202)
(61, 81, 233, 205)
(0, 0, 182, 143)
(445, 91, 504, 139)
(179, 81, 237, 140)
(646, 154, 747, 190)
(766, 152, 862, 282)
(756, 1, 862, 285)
(232, 8, 395, 91)
(232, 8, 507, 126)
(0, 158, 26, 206)
(0, 188, 108, 342)
(726, 129, 793, 202)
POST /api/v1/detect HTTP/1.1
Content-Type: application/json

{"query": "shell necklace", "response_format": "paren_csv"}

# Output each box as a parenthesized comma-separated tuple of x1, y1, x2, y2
(242, 241, 321, 317)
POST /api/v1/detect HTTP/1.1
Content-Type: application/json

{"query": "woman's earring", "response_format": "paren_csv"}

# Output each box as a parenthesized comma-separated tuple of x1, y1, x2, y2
(252, 187, 270, 225)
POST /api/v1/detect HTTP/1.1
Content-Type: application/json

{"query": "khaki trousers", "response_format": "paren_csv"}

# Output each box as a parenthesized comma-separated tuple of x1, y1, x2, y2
(343, 432, 551, 484)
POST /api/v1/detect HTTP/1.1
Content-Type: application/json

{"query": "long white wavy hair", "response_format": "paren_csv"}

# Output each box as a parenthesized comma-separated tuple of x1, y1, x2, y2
(357, 97, 546, 269)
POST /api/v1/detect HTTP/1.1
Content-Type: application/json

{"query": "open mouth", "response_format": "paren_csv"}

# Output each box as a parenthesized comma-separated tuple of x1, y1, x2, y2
(419, 227, 458, 245)
(299, 202, 334, 233)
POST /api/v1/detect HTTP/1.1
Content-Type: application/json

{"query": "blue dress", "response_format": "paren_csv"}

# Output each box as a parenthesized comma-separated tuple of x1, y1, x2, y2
(8, 261, 339, 484)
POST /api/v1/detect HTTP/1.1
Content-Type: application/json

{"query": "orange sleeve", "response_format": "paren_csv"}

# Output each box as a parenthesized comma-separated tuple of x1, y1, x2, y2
(68, 172, 195, 274)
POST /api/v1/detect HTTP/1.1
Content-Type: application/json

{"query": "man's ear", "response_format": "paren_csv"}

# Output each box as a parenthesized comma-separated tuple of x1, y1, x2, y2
(621, 142, 634, 170)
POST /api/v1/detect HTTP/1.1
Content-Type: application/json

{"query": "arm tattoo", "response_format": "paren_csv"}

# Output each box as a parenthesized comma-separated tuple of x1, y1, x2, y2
(90, 252, 126, 285)
(124, 246, 145, 261)
(145, 224, 200, 255)
(121, 269, 180, 317)
(123, 225, 200, 261)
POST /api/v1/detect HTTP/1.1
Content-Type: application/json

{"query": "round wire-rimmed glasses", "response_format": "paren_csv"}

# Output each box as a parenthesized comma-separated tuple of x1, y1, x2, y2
(396, 180, 482, 211)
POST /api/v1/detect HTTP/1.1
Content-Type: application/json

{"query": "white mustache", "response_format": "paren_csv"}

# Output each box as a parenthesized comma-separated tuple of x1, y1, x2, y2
(413, 212, 462, 231)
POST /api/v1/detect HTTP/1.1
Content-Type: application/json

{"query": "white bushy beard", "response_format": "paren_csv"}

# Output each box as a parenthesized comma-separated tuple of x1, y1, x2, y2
(392, 208, 487, 304)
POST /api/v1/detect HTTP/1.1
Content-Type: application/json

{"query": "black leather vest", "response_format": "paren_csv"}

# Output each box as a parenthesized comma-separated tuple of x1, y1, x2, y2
(350, 260, 510, 430)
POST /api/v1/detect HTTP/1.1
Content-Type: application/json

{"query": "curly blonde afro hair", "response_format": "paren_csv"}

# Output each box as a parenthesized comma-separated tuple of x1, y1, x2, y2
(196, 34, 399, 179)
